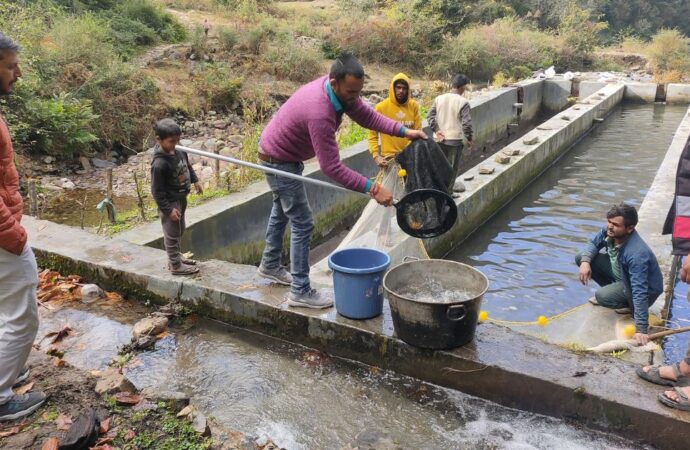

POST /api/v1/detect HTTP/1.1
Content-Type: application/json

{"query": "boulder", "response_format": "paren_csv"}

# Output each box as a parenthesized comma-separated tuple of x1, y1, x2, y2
(479, 166, 495, 175)
(95, 368, 136, 395)
(494, 153, 511, 164)
(522, 136, 539, 145)
(80, 284, 104, 303)
(132, 316, 168, 339)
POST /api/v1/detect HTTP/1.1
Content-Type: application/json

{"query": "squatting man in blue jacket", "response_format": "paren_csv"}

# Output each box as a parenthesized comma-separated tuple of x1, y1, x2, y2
(575, 203, 663, 345)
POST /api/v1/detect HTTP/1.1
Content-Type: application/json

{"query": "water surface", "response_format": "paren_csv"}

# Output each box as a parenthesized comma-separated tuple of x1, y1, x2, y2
(446, 104, 687, 322)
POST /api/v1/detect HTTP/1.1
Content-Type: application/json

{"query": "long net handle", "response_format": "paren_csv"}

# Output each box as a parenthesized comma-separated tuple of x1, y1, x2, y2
(649, 326, 690, 340)
(176, 145, 370, 198)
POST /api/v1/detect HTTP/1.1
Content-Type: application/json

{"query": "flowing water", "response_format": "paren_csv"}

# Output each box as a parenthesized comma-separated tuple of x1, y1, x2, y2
(446, 103, 687, 322)
(38, 305, 647, 450)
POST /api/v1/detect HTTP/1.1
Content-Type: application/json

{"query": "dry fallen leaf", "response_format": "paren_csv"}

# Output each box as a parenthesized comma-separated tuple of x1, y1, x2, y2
(124, 429, 136, 441)
(99, 417, 111, 434)
(55, 413, 73, 431)
(40, 437, 59, 450)
(155, 330, 171, 340)
(95, 436, 114, 445)
(114, 392, 143, 406)
(15, 382, 34, 395)
(52, 358, 66, 367)
(0, 424, 26, 438)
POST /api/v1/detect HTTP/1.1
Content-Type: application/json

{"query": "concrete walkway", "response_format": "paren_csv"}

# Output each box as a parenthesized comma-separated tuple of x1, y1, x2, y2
(24, 217, 690, 449)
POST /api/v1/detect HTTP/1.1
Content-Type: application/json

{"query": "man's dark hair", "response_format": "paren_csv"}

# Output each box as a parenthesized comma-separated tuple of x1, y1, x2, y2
(394, 79, 409, 89)
(606, 203, 638, 227)
(154, 118, 182, 140)
(451, 74, 470, 89)
(329, 54, 365, 81)
(0, 33, 19, 60)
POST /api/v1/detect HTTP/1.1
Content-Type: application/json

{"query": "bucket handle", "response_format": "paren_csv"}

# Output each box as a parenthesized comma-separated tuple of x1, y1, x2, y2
(446, 305, 467, 321)
(403, 256, 420, 262)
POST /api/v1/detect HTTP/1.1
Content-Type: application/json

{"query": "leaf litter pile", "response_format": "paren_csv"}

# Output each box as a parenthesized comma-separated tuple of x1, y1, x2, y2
(37, 270, 123, 310)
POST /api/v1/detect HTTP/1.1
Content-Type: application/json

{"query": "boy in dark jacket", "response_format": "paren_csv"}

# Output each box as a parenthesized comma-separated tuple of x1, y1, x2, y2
(150, 119, 202, 275)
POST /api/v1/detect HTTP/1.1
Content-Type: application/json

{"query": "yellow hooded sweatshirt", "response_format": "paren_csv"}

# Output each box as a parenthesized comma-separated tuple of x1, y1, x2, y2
(368, 73, 422, 159)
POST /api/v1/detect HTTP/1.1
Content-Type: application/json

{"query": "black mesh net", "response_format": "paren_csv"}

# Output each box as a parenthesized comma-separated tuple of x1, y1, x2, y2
(396, 189, 457, 239)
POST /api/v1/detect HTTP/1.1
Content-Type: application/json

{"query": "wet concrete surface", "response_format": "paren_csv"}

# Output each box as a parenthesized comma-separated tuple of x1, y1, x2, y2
(23, 216, 690, 448)
(37, 303, 649, 449)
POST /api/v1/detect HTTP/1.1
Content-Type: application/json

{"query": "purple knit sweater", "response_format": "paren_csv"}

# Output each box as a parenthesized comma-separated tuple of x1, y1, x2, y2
(260, 76, 403, 191)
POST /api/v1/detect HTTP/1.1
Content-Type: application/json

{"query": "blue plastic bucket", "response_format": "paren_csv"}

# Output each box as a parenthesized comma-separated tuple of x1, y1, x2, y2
(328, 248, 391, 320)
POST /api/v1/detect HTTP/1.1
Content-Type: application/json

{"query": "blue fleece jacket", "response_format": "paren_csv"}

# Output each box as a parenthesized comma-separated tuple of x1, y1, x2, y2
(579, 227, 663, 333)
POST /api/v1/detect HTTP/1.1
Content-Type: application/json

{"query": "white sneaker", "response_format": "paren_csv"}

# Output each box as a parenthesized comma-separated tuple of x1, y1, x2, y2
(258, 265, 292, 286)
(286, 289, 333, 309)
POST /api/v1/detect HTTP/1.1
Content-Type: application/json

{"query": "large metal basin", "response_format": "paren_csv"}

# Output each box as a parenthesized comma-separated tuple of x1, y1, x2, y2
(383, 259, 489, 349)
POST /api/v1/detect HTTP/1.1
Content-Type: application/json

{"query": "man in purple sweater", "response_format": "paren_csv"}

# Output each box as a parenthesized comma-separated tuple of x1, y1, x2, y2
(257, 55, 427, 308)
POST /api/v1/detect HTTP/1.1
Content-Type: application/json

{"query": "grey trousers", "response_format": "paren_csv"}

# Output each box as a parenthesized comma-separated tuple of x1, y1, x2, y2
(0, 244, 39, 404)
(438, 141, 464, 183)
(160, 198, 187, 267)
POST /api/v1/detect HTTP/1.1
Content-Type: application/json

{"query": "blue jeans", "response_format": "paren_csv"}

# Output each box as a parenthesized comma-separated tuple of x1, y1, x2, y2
(260, 161, 314, 294)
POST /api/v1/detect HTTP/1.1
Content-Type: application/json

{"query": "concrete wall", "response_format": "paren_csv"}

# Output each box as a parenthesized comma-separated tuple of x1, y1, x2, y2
(120, 80, 563, 264)
(624, 82, 657, 102)
(514, 79, 543, 121)
(542, 79, 572, 111)
(667, 84, 690, 104)
(468, 88, 519, 145)
(578, 81, 607, 99)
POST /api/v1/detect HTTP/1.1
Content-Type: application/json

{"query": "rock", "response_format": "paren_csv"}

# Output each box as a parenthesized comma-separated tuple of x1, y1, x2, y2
(479, 166, 495, 175)
(451, 192, 462, 199)
(131, 335, 157, 350)
(561, 115, 571, 121)
(60, 409, 100, 450)
(503, 148, 521, 156)
(208, 110, 217, 116)
(227, 135, 243, 146)
(205, 138, 218, 151)
(341, 429, 402, 450)
(200, 166, 214, 180)
(95, 368, 137, 395)
(191, 411, 211, 436)
(79, 156, 92, 171)
(213, 120, 228, 129)
(142, 389, 190, 411)
(132, 316, 169, 339)
(80, 284, 104, 303)
(494, 153, 511, 164)
(60, 178, 76, 190)
(452, 180, 466, 193)
(463, 175, 474, 181)
(536, 126, 552, 130)
(523, 136, 540, 145)
(43, 156, 55, 164)
(180, 139, 193, 146)
(92, 158, 117, 169)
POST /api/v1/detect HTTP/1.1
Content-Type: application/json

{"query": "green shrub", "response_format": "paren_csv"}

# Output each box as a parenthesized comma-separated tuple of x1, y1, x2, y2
(558, 1, 608, 66)
(648, 29, 690, 77)
(190, 26, 209, 57)
(194, 64, 243, 111)
(241, 21, 276, 54)
(218, 28, 239, 51)
(117, 0, 186, 42)
(432, 18, 558, 81)
(42, 15, 115, 71)
(12, 93, 98, 157)
(262, 38, 323, 82)
(108, 16, 158, 55)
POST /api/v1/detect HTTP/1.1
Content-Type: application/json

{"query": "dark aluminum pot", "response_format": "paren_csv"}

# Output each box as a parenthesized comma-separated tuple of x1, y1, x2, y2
(383, 259, 489, 349)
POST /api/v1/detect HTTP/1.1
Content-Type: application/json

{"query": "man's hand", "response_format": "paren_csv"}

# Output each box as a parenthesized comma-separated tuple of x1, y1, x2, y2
(170, 208, 181, 222)
(372, 186, 393, 206)
(633, 332, 650, 345)
(436, 131, 446, 142)
(405, 129, 428, 141)
(374, 155, 388, 168)
(681, 253, 690, 283)
(194, 182, 203, 195)
(578, 261, 592, 285)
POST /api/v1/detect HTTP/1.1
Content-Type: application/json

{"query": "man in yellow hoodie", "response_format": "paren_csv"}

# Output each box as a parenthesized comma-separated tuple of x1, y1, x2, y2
(368, 73, 422, 167)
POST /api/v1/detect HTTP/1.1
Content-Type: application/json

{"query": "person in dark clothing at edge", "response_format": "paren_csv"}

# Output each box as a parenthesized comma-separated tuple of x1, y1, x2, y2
(637, 135, 690, 411)
(150, 118, 203, 276)
(575, 203, 663, 343)
(427, 73, 473, 196)
(256, 55, 427, 309)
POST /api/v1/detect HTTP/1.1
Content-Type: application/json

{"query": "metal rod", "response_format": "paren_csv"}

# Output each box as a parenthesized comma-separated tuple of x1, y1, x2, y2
(176, 145, 369, 198)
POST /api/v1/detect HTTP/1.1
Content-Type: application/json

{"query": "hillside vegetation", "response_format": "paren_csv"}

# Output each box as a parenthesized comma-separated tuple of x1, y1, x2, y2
(2, 0, 690, 162)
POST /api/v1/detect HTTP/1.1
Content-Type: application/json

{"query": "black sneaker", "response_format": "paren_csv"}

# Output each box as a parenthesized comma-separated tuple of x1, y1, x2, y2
(12, 366, 29, 389)
(0, 392, 47, 421)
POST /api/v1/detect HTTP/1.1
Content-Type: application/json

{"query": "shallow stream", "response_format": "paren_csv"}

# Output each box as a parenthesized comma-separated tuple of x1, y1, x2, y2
(38, 304, 647, 450)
